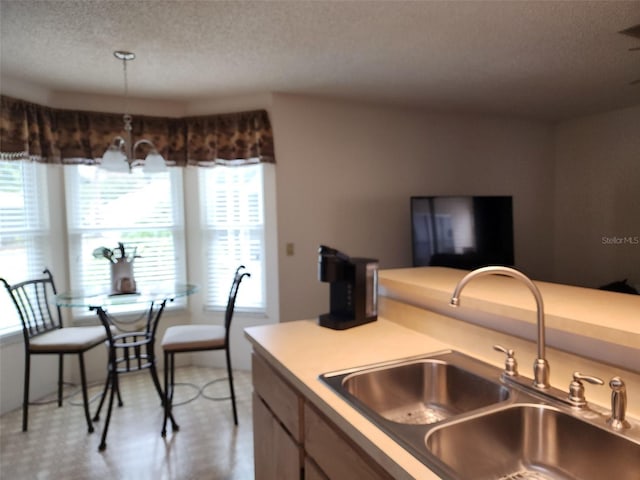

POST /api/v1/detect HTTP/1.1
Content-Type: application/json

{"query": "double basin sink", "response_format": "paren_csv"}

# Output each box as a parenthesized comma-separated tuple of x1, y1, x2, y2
(320, 350, 640, 480)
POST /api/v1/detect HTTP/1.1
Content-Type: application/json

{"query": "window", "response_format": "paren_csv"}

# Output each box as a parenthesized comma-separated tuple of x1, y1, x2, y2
(199, 164, 265, 311)
(65, 165, 186, 313)
(0, 161, 51, 334)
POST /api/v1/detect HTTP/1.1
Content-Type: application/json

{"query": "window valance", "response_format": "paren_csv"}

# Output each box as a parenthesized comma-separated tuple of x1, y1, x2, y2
(0, 95, 275, 166)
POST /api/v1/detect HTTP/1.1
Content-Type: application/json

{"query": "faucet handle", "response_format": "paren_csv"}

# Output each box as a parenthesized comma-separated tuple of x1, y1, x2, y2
(568, 371, 604, 407)
(493, 344, 518, 376)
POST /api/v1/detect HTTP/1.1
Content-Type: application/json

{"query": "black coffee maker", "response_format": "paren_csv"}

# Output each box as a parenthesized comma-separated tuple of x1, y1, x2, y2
(318, 245, 378, 330)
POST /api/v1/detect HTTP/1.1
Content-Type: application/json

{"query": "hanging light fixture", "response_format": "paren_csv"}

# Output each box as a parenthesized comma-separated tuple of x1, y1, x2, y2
(101, 51, 167, 173)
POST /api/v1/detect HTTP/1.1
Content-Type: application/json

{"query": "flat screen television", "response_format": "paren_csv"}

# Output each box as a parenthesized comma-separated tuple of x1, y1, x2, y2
(411, 196, 514, 270)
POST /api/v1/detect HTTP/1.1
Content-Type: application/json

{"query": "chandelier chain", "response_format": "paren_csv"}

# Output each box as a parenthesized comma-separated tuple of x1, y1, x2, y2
(102, 50, 166, 173)
(122, 57, 129, 116)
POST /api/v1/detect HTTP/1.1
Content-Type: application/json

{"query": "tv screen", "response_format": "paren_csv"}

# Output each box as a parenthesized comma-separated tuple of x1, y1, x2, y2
(411, 196, 514, 270)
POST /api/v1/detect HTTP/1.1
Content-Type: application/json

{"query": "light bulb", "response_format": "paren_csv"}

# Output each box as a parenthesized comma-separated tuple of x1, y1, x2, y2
(143, 152, 168, 173)
(101, 148, 129, 172)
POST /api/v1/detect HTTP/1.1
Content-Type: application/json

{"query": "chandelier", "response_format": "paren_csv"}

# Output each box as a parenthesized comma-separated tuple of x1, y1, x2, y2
(101, 51, 167, 173)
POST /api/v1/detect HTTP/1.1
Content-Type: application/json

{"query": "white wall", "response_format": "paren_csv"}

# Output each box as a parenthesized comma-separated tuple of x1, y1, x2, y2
(270, 93, 555, 322)
(554, 105, 640, 290)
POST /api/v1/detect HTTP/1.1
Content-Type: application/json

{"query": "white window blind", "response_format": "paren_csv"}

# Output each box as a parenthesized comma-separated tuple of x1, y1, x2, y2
(0, 161, 51, 334)
(199, 164, 265, 311)
(65, 165, 186, 313)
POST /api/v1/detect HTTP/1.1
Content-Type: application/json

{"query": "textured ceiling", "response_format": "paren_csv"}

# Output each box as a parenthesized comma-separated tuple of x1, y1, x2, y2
(1, 0, 639, 120)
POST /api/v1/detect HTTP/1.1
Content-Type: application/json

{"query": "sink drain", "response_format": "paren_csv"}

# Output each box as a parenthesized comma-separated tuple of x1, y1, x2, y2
(498, 471, 555, 480)
(386, 405, 448, 425)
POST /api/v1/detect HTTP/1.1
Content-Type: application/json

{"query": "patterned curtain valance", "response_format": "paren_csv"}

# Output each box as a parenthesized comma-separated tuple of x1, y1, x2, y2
(0, 95, 275, 166)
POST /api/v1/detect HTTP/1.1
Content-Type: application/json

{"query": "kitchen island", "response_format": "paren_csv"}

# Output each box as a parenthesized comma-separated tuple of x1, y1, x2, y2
(245, 267, 640, 479)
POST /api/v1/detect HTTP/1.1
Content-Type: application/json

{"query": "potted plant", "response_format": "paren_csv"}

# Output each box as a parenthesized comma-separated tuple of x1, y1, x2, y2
(93, 242, 140, 294)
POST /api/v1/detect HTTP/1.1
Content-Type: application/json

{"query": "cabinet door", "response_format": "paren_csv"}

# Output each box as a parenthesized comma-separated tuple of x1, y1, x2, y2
(305, 457, 329, 480)
(304, 403, 394, 480)
(253, 392, 302, 480)
(252, 353, 303, 442)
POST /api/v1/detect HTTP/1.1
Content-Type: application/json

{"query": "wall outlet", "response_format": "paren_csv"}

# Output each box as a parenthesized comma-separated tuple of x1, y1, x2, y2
(286, 243, 295, 256)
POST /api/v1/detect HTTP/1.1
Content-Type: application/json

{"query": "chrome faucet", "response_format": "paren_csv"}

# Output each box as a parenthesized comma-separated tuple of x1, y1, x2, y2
(450, 266, 550, 389)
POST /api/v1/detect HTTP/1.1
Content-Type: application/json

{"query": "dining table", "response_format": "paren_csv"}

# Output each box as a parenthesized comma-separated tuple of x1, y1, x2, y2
(55, 281, 199, 385)
(55, 282, 199, 346)
(56, 282, 199, 319)
(55, 282, 198, 450)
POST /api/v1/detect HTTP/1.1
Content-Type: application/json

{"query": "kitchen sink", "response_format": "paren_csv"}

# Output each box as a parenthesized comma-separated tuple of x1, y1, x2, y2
(340, 358, 508, 424)
(321, 350, 509, 426)
(426, 403, 640, 480)
(320, 350, 640, 479)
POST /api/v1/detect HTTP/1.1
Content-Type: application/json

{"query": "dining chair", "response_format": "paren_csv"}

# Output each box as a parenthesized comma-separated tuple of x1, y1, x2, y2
(0, 268, 108, 433)
(161, 265, 250, 436)
(91, 297, 169, 450)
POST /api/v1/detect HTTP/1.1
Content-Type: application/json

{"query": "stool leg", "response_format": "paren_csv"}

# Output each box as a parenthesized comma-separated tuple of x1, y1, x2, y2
(225, 347, 238, 426)
(93, 371, 110, 422)
(169, 353, 179, 431)
(161, 351, 180, 436)
(149, 362, 164, 405)
(22, 352, 30, 432)
(99, 370, 117, 451)
(116, 384, 123, 407)
(161, 351, 170, 437)
(78, 354, 94, 433)
(57, 354, 64, 407)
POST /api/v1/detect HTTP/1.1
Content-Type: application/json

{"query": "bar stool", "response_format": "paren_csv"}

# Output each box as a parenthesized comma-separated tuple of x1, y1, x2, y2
(1, 269, 107, 433)
(161, 265, 250, 436)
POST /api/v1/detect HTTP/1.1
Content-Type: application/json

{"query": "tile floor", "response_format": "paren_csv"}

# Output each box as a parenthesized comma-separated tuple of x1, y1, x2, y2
(0, 367, 254, 480)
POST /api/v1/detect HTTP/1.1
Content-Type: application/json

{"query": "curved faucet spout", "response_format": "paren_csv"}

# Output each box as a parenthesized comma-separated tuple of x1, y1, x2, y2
(449, 266, 550, 389)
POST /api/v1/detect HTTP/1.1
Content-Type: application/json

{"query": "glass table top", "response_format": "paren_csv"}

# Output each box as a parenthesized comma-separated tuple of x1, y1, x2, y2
(56, 283, 199, 308)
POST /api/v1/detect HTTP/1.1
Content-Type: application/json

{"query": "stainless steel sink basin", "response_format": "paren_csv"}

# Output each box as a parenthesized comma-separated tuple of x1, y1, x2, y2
(426, 403, 640, 480)
(321, 351, 640, 479)
(320, 351, 509, 426)
(340, 358, 508, 424)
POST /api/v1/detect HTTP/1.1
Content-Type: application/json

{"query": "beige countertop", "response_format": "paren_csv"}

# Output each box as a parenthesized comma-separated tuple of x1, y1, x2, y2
(245, 317, 453, 480)
(245, 267, 639, 478)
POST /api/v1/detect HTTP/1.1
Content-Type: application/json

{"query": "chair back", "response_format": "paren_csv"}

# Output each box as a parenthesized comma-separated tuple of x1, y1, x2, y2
(0, 269, 62, 344)
(224, 265, 251, 334)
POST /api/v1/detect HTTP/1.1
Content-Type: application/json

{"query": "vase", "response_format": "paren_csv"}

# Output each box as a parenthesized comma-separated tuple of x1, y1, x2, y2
(110, 258, 137, 294)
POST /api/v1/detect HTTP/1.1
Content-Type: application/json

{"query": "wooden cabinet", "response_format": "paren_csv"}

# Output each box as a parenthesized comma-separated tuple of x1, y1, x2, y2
(251, 351, 394, 480)
(252, 354, 303, 479)
(304, 402, 394, 480)
(304, 457, 329, 480)
(252, 392, 301, 480)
